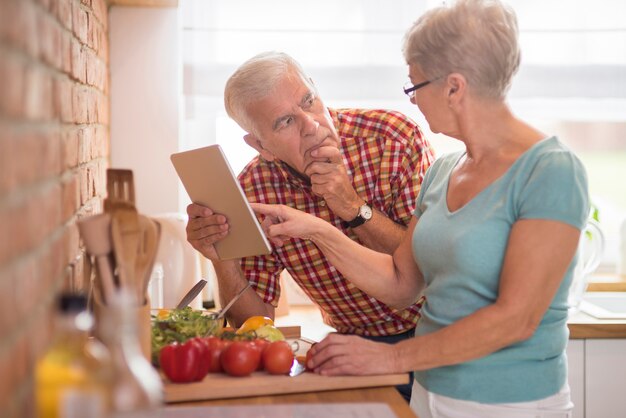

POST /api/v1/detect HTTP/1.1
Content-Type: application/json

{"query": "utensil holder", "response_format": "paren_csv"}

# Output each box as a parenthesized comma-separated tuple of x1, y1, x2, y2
(92, 289, 152, 363)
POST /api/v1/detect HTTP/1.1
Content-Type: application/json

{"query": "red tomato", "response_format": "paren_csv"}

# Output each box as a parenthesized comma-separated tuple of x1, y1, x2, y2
(220, 341, 259, 377)
(249, 338, 269, 371)
(204, 336, 231, 373)
(262, 341, 294, 375)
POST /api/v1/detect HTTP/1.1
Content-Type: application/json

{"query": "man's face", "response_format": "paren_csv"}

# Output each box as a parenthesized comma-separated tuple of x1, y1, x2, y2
(245, 71, 339, 176)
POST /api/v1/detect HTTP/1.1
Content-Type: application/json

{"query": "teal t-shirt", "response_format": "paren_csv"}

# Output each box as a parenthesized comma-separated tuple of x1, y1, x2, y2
(412, 136, 589, 403)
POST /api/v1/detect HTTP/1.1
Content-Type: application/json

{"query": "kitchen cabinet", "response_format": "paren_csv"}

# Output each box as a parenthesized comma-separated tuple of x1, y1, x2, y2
(567, 339, 626, 418)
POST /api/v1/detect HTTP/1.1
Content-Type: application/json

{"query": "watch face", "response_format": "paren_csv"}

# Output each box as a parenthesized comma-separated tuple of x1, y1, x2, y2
(360, 204, 373, 220)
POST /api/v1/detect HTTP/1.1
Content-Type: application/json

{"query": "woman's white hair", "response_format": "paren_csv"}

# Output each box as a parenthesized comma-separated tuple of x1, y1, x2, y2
(224, 51, 314, 135)
(403, 0, 520, 99)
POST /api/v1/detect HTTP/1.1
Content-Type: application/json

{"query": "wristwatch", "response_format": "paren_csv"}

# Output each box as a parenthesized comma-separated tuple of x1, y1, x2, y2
(347, 202, 373, 228)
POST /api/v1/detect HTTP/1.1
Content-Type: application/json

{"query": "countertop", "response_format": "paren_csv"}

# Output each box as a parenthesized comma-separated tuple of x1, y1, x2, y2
(567, 273, 626, 339)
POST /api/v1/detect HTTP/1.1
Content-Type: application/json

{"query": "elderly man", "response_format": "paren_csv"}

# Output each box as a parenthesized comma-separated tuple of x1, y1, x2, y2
(186, 51, 434, 400)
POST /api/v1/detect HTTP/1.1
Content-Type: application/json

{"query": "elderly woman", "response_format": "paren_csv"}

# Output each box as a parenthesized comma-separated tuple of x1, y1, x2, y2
(252, 0, 589, 416)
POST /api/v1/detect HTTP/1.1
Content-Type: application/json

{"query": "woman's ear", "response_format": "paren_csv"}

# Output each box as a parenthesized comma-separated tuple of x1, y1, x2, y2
(446, 73, 466, 106)
(244, 133, 275, 161)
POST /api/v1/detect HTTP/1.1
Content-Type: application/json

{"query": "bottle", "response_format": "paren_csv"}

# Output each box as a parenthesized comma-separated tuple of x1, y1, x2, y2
(97, 291, 162, 417)
(35, 293, 109, 418)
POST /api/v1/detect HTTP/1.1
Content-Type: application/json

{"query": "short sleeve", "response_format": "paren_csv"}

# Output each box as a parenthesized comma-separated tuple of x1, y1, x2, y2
(517, 149, 589, 230)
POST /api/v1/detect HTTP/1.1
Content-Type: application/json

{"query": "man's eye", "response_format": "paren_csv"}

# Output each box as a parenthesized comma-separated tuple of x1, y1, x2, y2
(278, 117, 294, 130)
(304, 97, 315, 108)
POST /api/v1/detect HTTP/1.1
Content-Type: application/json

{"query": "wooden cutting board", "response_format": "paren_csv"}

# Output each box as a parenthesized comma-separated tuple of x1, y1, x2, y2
(162, 325, 409, 403)
(164, 371, 409, 403)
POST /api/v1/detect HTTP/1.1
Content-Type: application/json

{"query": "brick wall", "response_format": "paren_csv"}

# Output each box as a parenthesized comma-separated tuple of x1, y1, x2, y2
(0, 0, 109, 416)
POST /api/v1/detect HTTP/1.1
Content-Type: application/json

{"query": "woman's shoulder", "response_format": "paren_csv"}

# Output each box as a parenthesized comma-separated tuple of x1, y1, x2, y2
(521, 136, 586, 177)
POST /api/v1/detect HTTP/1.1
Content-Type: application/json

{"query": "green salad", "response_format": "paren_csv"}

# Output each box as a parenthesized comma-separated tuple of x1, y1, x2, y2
(151, 307, 222, 365)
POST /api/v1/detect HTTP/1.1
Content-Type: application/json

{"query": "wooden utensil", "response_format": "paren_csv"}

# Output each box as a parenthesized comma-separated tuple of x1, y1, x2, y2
(106, 169, 141, 303)
(78, 214, 116, 303)
(135, 216, 161, 304)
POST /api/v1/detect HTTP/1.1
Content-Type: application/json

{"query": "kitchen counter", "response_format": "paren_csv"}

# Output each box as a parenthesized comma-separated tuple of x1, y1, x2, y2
(568, 310, 626, 339)
(568, 274, 626, 339)
(166, 386, 418, 418)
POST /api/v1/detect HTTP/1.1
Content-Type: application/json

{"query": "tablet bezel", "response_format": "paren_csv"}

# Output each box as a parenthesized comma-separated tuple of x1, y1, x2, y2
(170, 145, 272, 260)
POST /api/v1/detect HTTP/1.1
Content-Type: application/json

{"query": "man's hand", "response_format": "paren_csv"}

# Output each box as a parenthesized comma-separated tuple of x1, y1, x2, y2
(305, 145, 362, 221)
(186, 203, 229, 260)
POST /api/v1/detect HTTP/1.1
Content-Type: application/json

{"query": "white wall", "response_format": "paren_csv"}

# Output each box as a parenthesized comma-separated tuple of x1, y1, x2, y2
(109, 6, 181, 216)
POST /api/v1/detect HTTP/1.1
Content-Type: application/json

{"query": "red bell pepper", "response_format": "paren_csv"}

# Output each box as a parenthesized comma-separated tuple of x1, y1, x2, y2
(159, 338, 209, 383)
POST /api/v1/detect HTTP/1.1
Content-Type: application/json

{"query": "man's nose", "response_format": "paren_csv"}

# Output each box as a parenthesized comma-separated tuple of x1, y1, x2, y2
(301, 112, 319, 137)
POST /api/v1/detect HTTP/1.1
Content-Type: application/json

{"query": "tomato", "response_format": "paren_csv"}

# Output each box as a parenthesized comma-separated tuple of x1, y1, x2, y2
(262, 341, 294, 375)
(204, 336, 231, 373)
(248, 338, 269, 371)
(220, 341, 259, 377)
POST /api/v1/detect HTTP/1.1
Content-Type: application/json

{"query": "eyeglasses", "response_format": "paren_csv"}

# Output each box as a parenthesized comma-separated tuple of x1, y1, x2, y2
(403, 78, 439, 98)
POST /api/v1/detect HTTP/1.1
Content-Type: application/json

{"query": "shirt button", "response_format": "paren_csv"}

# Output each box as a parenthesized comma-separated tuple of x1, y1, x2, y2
(320, 200, 326, 207)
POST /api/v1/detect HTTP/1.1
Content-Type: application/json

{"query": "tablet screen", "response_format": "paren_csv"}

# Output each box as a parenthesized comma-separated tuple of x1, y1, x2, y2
(170, 145, 272, 260)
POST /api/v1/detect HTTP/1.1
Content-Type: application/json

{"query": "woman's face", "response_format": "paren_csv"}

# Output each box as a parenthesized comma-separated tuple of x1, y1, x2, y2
(407, 64, 450, 135)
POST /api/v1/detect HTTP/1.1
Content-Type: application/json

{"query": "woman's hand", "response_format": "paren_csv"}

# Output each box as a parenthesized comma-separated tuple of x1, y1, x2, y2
(306, 333, 400, 376)
(251, 203, 329, 247)
(185, 203, 229, 260)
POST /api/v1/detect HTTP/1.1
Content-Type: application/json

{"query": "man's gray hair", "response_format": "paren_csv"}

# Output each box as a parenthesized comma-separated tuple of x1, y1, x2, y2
(224, 51, 314, 135)
(403, 0, 520, 99)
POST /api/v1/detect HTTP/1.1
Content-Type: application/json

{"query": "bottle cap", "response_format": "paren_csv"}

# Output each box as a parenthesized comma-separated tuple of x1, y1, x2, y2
(58, 293, 88, 313)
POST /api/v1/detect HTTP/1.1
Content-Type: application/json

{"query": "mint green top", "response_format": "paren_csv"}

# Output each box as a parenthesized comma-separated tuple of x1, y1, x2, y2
(413, 137, 589, 403)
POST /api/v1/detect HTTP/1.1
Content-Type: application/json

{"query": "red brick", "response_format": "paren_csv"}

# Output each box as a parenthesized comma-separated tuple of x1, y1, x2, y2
(38, 0, 52, 11)
(56, 0, 72, 31)
(0, 0, 40, 59)
(98, 94, 109, 125)
(0, 271, 18, 344)
(91, 0, 107, 30)
(60, 31, 72, 74)
(0, 332, 16, 408)
(72, 1, 89, 45)
(24, 65, 54, 121)
(70, 38, 86, 83)
(13, 258, 40, 320)
(0, 52, 25, 119)
(87, 90, 99, 123)
(39, 13, 63, 70)
(94, 125, 108, 158)
(0, 125, 11, 195)
(61, 173, 80, 220)
(72, 85, 88, 123)
(54, 76, 73, 123)
(62, 127, 80, 169)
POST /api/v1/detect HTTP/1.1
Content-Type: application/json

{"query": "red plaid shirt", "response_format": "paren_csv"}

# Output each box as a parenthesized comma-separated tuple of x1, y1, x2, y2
(238, 108, 435, 336)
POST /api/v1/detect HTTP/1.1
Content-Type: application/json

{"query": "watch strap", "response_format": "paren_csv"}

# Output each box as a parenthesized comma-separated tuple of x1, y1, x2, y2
(346, 203, 371, 228)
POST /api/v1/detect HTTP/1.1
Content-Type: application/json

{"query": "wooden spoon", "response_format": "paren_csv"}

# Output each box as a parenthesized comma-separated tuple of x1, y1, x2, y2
(77, 214, 117, 303)
(135, 216, 161, 305)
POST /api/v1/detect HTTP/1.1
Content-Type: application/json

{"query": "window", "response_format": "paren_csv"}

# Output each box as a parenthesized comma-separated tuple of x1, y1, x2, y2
(181, 0, 626, 271)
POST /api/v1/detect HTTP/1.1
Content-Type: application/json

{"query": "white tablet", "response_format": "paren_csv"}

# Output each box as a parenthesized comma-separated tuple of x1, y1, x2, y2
(170, 145, 272, 260)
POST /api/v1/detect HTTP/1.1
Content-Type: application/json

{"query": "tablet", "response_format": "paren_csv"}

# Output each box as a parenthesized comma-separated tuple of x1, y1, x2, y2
(170, 145, 272, 260)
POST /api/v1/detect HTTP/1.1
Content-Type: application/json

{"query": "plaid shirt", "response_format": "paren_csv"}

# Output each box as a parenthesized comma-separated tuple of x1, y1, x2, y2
(238, 108, 435, 336)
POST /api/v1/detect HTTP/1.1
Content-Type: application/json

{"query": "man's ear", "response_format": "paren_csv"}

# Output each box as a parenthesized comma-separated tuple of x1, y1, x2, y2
(243, 133, 275, 161)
